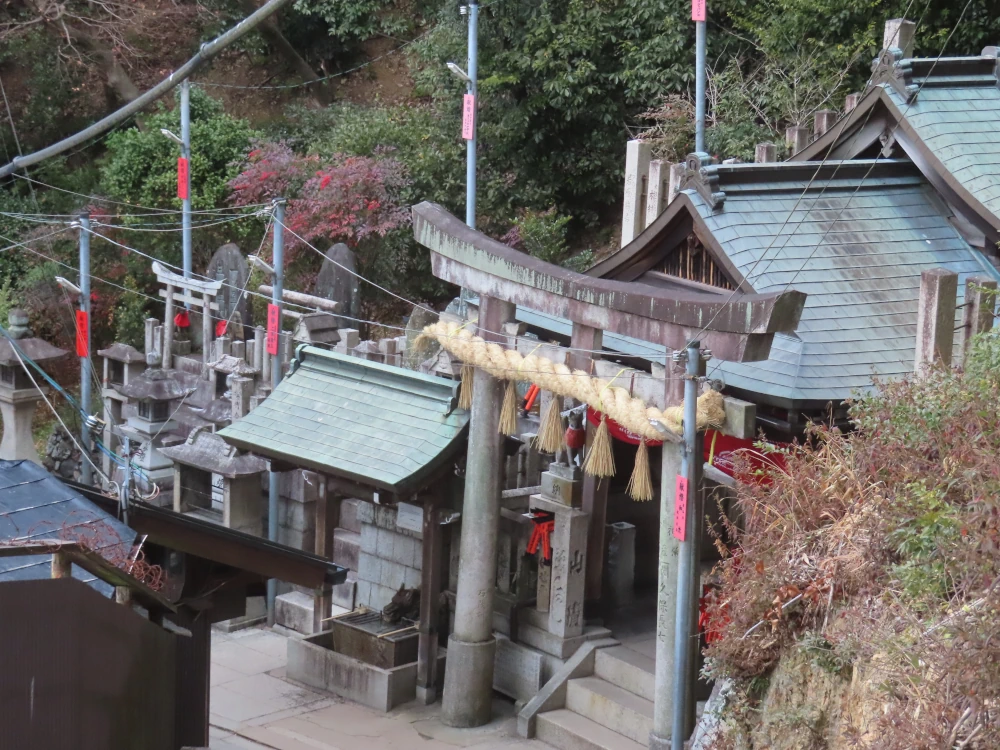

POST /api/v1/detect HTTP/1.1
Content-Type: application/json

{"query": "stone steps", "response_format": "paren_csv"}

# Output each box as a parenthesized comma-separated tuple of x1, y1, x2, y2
(594, 646, 656, 703)
(536, 709, 645, 750)
(518, 622, 614, 659)
(565, 676, 654, 745)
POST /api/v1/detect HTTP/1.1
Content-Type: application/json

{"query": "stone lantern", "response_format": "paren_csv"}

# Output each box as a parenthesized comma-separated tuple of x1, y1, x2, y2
(0, 309, 67, 463)
(114, 368, 199, 497)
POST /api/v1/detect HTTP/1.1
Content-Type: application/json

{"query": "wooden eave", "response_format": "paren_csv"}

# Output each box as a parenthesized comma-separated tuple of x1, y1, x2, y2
(587, 192, 750, 292)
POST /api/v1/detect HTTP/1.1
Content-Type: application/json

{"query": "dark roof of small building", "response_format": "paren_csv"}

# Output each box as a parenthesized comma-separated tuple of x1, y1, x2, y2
(588, 158, 1000, 406)
(0, 460, 136, 593)
(0, 338, 66, 367)
(97, 342, 145, 363)
(160, 429, 266, 477)
(114, 368, 200, 401)
(219, 346, 468, 492)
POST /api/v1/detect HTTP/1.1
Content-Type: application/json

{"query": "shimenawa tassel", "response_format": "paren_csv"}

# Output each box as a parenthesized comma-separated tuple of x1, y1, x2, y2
(498, 380, 519, 436)
(536, 396, 564, 454)
(583, 414, 615, 477)
(627, 437, 654, 501)
(458, 363, 474, 410)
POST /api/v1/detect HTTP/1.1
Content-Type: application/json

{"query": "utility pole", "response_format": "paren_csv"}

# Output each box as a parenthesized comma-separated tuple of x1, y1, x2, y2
(266, 199, 285, 626)
(181, 80, 193, 293)
(465, 0, 479, 228)
(693, 0, 707, 152)
(446, 1, 479, 311)
(79, 214, 92, 486)
(671, 341, 707, 749)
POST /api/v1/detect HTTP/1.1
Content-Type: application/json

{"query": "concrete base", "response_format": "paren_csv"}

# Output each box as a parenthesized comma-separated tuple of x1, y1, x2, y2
(216, 596, 267, 633)
(415, 684, 438, 705)
(648, 731, 670, 750)
(441, 634, 497, 728)
(288, 631, 446, 712)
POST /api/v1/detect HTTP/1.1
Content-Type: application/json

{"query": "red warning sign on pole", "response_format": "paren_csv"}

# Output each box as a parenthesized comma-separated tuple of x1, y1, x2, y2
(266, 303, 280, 355)
(75, 310, 89, 357)
(673, 475, 689, 541)
(177, 157, 189, 200)
(692, 0, 705, 21)
(462, 94, 476, 140)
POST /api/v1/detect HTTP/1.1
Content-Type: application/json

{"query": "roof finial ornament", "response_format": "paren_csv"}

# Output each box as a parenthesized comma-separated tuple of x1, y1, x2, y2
(681, 152, 726, 212)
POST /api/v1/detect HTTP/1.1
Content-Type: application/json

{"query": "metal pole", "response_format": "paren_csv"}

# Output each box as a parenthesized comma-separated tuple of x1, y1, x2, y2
(267, 199, 285, 626)
(694, 20, 707, 153)
(466, 0, 478, 229)
(650, 440, 682, 748)
(671, 340, 703, 749)
(79, 214, 92, 486)
(180, 79, 192, 298)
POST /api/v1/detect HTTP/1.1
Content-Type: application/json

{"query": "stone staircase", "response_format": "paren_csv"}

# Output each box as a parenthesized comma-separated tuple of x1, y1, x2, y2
(536, 645, 655, 750)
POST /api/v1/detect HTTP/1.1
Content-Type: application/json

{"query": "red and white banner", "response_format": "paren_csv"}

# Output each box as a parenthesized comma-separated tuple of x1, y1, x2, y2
(75, 310, 88, 357)
(177, 157, 189, 200)
(266, 303, 280, 355)
(462, 94, 476, 140)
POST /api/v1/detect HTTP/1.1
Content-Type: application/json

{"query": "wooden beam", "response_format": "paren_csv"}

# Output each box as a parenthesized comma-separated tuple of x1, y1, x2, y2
(259, 285, 341, 313)
(152, 260, 224, 296)
(413, 202, 805, 362)
(1, 540, 176, 614)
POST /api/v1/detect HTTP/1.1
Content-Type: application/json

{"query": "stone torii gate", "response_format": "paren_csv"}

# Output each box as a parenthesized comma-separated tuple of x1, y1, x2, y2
(152, 261, 224, 377)
(411, 202, 806, 736)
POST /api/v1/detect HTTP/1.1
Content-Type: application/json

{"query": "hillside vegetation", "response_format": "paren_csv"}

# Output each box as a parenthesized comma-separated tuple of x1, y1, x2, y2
(700, 330, 1000, 748)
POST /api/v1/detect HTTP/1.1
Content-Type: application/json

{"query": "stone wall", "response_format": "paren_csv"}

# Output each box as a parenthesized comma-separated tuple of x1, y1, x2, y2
(355, 501, 423, 612)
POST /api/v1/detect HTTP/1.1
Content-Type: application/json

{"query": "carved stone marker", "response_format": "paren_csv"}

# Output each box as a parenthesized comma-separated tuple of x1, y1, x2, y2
(315, 242, 360, 327)
(207, 243, 252, 336)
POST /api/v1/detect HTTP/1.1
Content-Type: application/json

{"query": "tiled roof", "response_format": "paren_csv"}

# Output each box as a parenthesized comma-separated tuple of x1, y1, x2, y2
(689, 160, 999, 404)
(0, 460, 136, 593)
(219, 347, 468, 492)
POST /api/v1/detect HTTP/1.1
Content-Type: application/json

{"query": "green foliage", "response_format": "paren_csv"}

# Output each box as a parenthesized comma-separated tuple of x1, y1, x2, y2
(888, 482, 961, 607)
(293, 0, 410, 47)
(112, 275, 149, 349)
(100, 87, 261, 266)
(509, 208, 571, 265)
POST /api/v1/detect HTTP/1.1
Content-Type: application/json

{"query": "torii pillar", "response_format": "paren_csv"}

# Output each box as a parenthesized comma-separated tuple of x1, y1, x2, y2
(441, 294, 516, 727)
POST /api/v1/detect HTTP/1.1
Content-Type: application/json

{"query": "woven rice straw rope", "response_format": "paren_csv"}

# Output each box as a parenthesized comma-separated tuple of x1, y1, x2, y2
(421, 321, 726, 437)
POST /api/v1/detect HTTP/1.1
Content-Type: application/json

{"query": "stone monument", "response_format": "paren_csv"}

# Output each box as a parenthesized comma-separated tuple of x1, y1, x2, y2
(0, 309, 67, 463)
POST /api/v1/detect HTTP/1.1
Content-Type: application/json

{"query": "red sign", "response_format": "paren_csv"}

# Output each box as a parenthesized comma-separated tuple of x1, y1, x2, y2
(673, 475, 689, 540)
(586, 407, 663, 447)
(177, 157, 189, 200)
(75, 310, 88, 357)
(462, 94, 476, 140)
(266, 303, 280, 355)
(692, 0, 705, 21)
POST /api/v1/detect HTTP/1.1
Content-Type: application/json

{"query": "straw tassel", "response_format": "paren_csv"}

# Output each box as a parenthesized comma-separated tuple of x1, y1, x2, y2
(458, 363, 474, 410)
(498, 380, 518, 436)
(536, 395, 564, 454)
(627, 438, 654, 501)
(583, 414, 615, 477)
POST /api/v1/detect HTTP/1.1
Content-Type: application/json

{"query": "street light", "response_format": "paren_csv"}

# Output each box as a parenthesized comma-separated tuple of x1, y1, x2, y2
(446, 62, 471, 84)
(159, 128, 183, 146)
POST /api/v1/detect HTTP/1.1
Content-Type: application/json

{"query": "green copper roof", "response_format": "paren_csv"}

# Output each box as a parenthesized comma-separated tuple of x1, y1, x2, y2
(219, 346, 468, 492)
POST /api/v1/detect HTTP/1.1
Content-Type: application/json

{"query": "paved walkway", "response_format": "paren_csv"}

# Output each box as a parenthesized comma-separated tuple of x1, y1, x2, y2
(209, 626, 551, 750)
